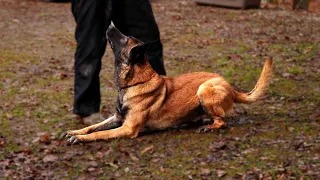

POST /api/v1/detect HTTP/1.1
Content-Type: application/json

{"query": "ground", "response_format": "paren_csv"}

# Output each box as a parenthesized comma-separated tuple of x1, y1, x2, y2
(0, 0, 319, 179)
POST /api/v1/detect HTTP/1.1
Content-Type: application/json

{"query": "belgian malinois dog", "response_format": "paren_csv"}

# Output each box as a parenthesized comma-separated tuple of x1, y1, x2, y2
(65, 26, 273, 144)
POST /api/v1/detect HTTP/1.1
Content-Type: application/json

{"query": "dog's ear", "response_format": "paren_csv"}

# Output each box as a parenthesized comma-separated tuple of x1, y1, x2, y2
(128, 42, 150, 64)
(128, 40, 160, 64)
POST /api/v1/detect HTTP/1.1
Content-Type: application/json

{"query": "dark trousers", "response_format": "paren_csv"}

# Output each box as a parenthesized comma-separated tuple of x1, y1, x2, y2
(71, 0, 166, 117)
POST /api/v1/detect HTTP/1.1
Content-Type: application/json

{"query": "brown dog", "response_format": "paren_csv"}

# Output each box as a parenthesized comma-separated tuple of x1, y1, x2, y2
(65, 26, 273, 144)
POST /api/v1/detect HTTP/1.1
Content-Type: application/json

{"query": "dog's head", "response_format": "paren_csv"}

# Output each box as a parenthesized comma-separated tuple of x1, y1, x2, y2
(106, 26, 154, 89)
(106, 26, 149, 66)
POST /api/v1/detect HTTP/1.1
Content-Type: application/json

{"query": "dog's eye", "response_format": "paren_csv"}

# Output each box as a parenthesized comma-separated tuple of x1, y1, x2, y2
(121, 37, 129, 44)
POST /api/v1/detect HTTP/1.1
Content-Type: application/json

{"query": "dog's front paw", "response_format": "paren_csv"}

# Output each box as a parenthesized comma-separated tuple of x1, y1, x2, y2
(67, 135, 81, 145)
(60, 130, 85, 140)
(68, 130, 79, 136)
(59, 131, 73, 140)
(196, 126, 210, 133)
(196, 126, 219, 134)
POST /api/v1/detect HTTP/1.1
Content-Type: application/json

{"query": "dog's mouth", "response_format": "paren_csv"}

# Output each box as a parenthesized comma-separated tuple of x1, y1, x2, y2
(108, 38, 114, 49)
(106, 26, 128, 52)
(106, 26, 116, 50)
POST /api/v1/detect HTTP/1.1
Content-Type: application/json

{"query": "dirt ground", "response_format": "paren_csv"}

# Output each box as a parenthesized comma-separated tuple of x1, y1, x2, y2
(0, 0, 319, 179)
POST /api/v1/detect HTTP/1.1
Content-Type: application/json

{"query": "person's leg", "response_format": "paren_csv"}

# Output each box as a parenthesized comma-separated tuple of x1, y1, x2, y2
(112, 0, 166, 75)
(71, 0, 112, 118)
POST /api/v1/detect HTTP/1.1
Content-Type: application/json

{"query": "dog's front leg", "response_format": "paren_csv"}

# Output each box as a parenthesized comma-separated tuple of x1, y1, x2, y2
(64, 114, 119, 137)
(67, 125, 132, 144)
(67, 113, 146, 144)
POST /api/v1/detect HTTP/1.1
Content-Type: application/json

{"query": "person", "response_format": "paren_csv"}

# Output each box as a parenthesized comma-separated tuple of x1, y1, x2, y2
(71, 0, 166, 125)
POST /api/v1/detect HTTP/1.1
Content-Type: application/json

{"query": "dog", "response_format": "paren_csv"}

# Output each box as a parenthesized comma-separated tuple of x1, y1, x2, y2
(65, 26, 273, 144)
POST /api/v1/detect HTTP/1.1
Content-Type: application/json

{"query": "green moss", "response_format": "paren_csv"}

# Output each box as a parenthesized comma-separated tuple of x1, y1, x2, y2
(0, 49, 38, 67)
(10, 105, 27, 118)
(0, 71, 16, 80)
(269, 42, 319, 64)
(4, 143, 21, 154)
(0, 116, 10, 137)
(288, 67, 304, 75)
(272, 78, 298, 97)
(0, 114, 23, 155)
(231, 41, 252, 54)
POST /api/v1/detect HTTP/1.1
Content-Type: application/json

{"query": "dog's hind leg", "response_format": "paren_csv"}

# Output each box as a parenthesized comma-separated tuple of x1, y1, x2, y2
(64, 114, 121, 137)
(196, 78, 234, 132)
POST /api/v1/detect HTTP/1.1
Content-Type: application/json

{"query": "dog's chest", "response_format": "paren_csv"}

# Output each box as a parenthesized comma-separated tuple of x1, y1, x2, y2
(116, 90, 129, 119)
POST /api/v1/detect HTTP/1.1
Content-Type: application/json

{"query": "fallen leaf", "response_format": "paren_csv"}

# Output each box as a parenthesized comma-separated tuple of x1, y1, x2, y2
(238, 16, 246, 21)
(200, 168, 211, 175)
(251, 166, 261, 172)
(243, 148, 255, 154)
(151, 158, 160, 163)
(59, 73, 68, 80)
(87, 161, 98, 167)
(23, 149, 32, 155)
(227, 55, 244, 62)
(12, 19, 20, 23)
(87, 167, 95, 172)
(43, 154, 58, 162)
(260, 157, 269, 160)
(129, 153, 139, 162)
(211, 141, 226, 152)
(106, 162, 118, 169)
(256, 39, 270, 44)
(6, 113, 13, 120)
(96, 152, 103, 159)
(4, 170, 14, 178)
(0, 159, 10, 168)
(278, 173, 285, 180)
(124, 167, 130, 173)
(0, 139, 5, 147)
(39, 134, 51, 145)
(287, 127, 295, 132)
(216, 170, 227, 177)
(141, 145, 154, 154)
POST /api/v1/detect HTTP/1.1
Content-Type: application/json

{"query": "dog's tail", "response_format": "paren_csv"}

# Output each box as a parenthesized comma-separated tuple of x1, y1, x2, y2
(234, 58, 273, 104)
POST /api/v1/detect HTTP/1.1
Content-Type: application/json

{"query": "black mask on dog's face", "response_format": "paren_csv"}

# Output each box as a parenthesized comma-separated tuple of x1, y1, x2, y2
(107, 26, 154, 88)
(106, 26, 127, 54)
(106, 26, 149, 65)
